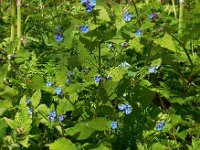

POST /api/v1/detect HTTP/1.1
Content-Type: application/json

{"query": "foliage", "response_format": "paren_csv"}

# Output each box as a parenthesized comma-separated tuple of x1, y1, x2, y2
(0, 0, 200, 149)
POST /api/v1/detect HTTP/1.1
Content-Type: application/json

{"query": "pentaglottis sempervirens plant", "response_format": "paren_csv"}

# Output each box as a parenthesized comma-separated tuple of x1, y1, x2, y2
(0, 0, 200, 149)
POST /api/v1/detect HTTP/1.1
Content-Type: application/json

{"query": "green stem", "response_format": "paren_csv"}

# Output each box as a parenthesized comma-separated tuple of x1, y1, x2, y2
(11, 0, 16, 42)
(17, 0, 21, 52)
(171, 34, 193, 68)
(132, 0, 141, 27)
(178, 1, 184, 34)
(172, 0, 177, 19)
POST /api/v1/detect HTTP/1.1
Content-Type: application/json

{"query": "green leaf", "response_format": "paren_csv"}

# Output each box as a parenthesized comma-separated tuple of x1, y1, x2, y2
(153, 33, 177, 52)
(65, 124, 95, 140)
(0, 100, 13, 116)
(55, 67, 67, 86)
(57, 98, 74, 114)
(48, 138, 77, 150)
(0, 118, 8, 139)
(63, 26, 74, 49)
(27, 75, 44, 90)
(31, 90, 41, 108)
(84, 118, 110, 131)
(4, 117, 18, 129)
(96, 6, 110, 22)
(151, 143, 165, 150)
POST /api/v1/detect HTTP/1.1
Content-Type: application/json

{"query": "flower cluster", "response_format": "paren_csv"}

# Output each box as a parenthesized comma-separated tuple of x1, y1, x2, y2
(48, 111, 64, 122)
(26, 98, 32, 115)
(46, 81, 52, 87)
(148, 65, 158, 73)
(156, 120, 166, 131)
(118, 103, 132, 115)
(110, 121, 118, 129)
(66, 71, 74, 85)
(81, 0, 96, 12)
(149, 13, 157, 19)
(55, 28, 63, 42)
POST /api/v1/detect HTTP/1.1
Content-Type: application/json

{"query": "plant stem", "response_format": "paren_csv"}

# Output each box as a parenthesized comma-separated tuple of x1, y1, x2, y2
(11, 0, 16, 42)
(132, 0, 141, 27)
(172, 0, 177, 19)
(17, 0, 21, 52)
(171, 34, 193, 68)
(178, 1, 184, 34)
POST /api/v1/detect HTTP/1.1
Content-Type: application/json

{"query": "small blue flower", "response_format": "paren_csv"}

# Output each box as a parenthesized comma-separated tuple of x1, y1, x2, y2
(118, 61, 130, 67)
(118, 104, 132, 115)
(86, 4, 93, 12)
(149, 13, 156, 19)
(148, 65, 158, 74)
(123, 11, 132, 22)
(26, 99, 31, 105)
(120, 42, 129, 47)
(49, 111, 56, 118)
(80, 25, 89, 33)
(94, 75, 101, 82)
(110, 121, 118, 129)
(156, 120, 166, 131)
(58, 114, 64, 121)
(118, 104, 126, 110)
(106, 75, 112, 80)
(67, 72, 74, 77)
(46, 81, 52, 87)
(66, 78, 70, 84)
(55, 87, 62, 95)
(136, 28, 142, 36)
(28, 108, 33, 115)
(55, 33, 63, 42)
(108, 43, 113, 48)
(89, 0, 96, 7)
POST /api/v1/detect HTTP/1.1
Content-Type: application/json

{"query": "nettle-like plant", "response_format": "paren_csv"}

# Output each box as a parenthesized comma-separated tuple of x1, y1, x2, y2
(0, 0, 200, 149)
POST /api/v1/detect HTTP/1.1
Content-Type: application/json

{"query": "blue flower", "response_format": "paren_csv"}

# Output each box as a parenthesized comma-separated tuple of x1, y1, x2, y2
(110, 121, 118, 129)
(118, 104, 126, 110)
(80, 25, 89, 33)
(58, 114, 64, 121)
(156, 120, 166, 131)
(49, 111, 56, 117)
(149, 13, 156, 19)
(55, 87, 62, 95)
(136, 28, 142, 36)
(94, 75, 101, 82)
(106, 75, 112, 80)
(120, 42, 129, 47)
(67, 72, 74, 77)
(118, 61, 130, 67)
(28, 108, 33, 115)
(86, 4, 93, 12)
(55, 33, 63, 42)
(89, 0, 96, 7)
(108, 43, 113, 48)
(46, 81, 52, 87)
(66, 79, 70, 85)
(123, 11, 132, 22)
(148, 65, 158, 73)
(118, 104, 132, 115)
(26, 99, 31, 105)
(48, 110, 56, 122)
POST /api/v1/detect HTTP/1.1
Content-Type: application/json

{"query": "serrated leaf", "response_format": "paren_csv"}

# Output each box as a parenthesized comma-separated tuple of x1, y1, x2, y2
(153, 33, 176, 52)
(31, 90, 41, 108)
(4, 117, 18, 129)
(48, 138, 77, 150)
